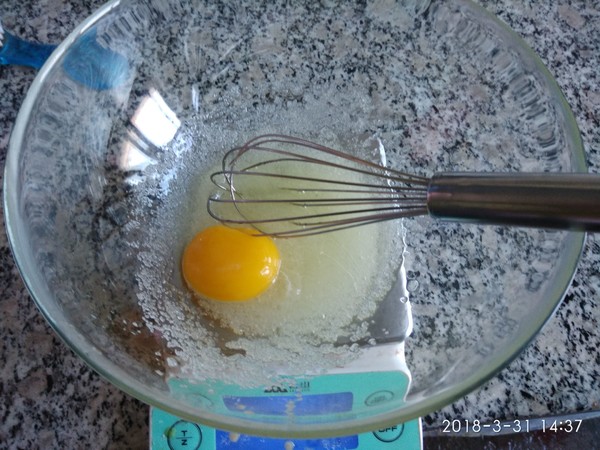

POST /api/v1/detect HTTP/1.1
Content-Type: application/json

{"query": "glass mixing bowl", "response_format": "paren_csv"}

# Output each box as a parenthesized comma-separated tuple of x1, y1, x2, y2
(4, 0, 586, 438)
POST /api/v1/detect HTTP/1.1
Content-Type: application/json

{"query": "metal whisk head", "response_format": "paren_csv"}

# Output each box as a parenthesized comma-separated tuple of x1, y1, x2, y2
(208, 134, 430, 237)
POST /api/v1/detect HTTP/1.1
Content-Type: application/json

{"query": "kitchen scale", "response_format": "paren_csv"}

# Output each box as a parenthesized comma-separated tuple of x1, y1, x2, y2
(150, 251, 420, 449)
(149, 343, 422, 449)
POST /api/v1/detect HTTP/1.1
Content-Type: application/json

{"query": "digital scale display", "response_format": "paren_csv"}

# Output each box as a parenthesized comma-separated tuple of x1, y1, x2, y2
(150, 369, 422, 450)
(222, 391, 353, 416)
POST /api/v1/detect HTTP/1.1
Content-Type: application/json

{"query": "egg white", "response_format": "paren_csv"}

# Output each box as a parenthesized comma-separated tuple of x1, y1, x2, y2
(186, 163, 402, 343)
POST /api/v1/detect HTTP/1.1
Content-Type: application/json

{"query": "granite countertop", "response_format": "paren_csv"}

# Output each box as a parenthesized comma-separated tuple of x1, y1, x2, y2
(0, 0, 598, 448)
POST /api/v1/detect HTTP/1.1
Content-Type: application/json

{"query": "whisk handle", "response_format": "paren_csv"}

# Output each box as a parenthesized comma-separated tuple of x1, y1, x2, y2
(427, 173, 600, 231)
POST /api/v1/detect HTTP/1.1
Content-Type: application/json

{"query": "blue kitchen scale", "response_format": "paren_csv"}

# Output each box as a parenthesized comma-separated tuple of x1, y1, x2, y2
(151, 259, 420, 450)
(149, 343, 422, 449)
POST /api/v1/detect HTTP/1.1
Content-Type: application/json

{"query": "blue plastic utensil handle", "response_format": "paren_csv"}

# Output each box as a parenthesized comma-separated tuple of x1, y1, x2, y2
(0, 30, 56, 69)
(1, 26, 130, 90)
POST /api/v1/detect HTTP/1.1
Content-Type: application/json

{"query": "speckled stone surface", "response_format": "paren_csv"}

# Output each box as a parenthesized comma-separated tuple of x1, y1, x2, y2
(1, 3, 149, 449)
(426, 0, 600, 428)
(0, 0, 598, 449)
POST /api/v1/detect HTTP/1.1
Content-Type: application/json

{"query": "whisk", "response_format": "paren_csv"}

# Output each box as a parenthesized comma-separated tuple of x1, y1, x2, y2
(207, 134, 600, 237)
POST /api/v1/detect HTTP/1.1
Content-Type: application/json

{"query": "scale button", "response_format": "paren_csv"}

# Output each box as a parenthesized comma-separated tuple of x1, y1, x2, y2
(373, 424, 404, 443)
(167, 420, 202, 450)
(365, 390, 394, 406)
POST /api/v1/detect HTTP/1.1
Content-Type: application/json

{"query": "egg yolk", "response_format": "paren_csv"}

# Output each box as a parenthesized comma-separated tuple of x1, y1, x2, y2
(181, 225, 281, 302)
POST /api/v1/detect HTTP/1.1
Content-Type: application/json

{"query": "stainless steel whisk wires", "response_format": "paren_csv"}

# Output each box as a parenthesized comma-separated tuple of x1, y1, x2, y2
(208, 134, 600, 237)
(208, 134, 432, 237)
